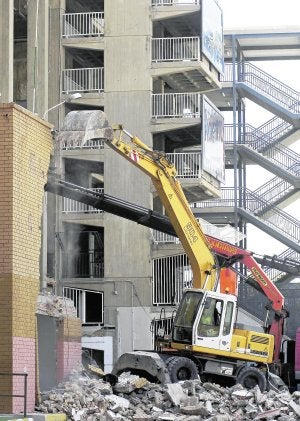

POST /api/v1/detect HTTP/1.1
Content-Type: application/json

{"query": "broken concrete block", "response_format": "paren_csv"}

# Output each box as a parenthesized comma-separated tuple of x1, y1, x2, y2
(289, 399, 300, 417)
(205, 400, 213, 414)
(180, 395, 199, 407)
(180, 403, 211, 416)
(106, 410, 124, 420)
(106, 394, 130, 410)
(254, 407, 288, 420)
(231, 389, 254, 399)
(157, 413, 177, 420)
(204, 415, 233, 421)
(166, 383, 186, 406)
(203, 383, 227, 394)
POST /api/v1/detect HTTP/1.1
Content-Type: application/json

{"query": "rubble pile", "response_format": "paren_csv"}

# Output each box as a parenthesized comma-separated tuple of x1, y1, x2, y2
(36, 370, 300, 421)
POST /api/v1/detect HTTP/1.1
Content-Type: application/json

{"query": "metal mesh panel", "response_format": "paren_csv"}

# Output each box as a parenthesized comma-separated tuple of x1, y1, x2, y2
(152, 254, 191, 305)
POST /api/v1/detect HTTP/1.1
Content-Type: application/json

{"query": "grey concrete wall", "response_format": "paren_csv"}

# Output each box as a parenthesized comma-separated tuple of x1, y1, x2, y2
(0, 0, 14, 102)
(14, 42, 27, 101)
(49, 0, 66, 128)
(27, 0, 49, 116)
(103, 0, 153, 353)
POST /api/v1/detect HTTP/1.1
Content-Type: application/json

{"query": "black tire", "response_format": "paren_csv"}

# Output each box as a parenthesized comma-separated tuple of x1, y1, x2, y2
(166, 356, 199, 383)
(236, 367, 267, 392)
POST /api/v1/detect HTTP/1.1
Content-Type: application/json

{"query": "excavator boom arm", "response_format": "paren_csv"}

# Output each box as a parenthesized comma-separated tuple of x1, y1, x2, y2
(107, 125, 217, 290)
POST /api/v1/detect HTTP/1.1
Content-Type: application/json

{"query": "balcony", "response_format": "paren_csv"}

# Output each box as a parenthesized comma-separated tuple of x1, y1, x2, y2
(62, 67, 104, 94)
(166, 151, 220, 201)
(62, 12, 104, 38)
(152, 37, 200, 62)
(62, 251, 104, 279)
(167, 152, 201, 178)
(152, 92, 200, 119)
(62, 188, 104, 214)
(60, 137, 104, 151)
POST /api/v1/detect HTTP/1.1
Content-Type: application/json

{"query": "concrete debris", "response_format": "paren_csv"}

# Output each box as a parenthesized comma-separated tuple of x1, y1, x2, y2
(37, 293, 77, 318)
(35, 369, 300, 421)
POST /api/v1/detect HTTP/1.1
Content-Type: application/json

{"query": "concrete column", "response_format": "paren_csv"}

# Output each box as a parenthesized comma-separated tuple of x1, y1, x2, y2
(48, 0, 66, 128)
(0, 0, 14, 102)
(104, 0, 153, 358)
(27, 0, 49, 116)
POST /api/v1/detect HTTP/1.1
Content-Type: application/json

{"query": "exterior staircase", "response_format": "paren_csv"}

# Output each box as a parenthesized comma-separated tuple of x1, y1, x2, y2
(200, 62, 300, 283)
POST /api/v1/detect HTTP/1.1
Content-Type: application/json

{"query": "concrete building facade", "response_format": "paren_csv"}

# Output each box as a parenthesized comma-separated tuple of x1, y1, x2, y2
(42, 0, 225, 369)
(1, 0, 300, 388)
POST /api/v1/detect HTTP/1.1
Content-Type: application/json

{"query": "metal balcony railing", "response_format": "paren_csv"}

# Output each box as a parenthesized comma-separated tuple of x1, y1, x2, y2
(62, 12, 104, 38)
(62, 251, 104, 278)
(62, 67, 104, 94)
(152, 37, 200, 62)
(167, 152, 201, 178)
(63, 286, 104, 324)
(152, 254, 192, 305)
(62, 188, 104, 213)
(152, 92, 200, 118)
(152, 0, 200, 5)
(61, 137, 104, 151)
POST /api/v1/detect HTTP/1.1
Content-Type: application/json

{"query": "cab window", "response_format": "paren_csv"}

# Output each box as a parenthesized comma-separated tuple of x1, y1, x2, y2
(197, 298, 223, 337)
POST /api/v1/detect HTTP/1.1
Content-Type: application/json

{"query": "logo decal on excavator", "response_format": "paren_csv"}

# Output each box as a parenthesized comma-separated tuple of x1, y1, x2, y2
(208, 238, 238, 255)
(184, 222, 198, 244)
(251, 267, 268, 287)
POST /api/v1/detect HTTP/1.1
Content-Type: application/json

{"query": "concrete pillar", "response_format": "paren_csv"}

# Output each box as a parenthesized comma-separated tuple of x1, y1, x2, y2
(104, 0, 153, 358)
(0, 104, 52, 413)
(48, 0, 66, 128)
(27, 0, 49, 117)
(0, 0, 14, 102)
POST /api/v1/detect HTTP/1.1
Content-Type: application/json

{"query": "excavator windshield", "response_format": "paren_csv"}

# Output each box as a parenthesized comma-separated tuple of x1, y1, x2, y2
(172, 290, 204, 343)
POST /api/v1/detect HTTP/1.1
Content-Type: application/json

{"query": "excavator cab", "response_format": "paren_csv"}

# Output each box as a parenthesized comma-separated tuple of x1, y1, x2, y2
(172, 289, 237, 353)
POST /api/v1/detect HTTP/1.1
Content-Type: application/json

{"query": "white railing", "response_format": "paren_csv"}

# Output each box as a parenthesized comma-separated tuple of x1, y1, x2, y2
(62, 188, 104, 213)
(167, 152, 201, 178)
(62, 67, 104, 93)
(61, 138, 105, 151)
(62, 12, 104, 38)
(152, 254, 192, 305)
(152, 92, 201, 118)
(152, 216, 245, 245)
(63, 287, 104, 324)
(152, 37, 200, 62)
(152, 0, 200, 5)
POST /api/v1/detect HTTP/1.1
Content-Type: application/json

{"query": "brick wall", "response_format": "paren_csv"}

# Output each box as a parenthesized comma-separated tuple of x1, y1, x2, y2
(0, 104, 52, 413)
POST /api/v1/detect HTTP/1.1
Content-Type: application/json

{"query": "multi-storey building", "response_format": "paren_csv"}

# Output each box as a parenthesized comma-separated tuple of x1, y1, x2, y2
(1, 0, 300, 372)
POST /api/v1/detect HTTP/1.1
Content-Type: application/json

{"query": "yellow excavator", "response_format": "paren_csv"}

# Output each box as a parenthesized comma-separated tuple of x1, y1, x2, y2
(105, 123, 290, 391)
(49, 110, 296, 391)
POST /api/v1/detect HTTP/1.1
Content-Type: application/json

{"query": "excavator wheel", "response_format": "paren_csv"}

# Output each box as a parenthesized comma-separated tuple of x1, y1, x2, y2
(166, 356, 199, 383)
(236, 366, 267, 392)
